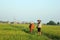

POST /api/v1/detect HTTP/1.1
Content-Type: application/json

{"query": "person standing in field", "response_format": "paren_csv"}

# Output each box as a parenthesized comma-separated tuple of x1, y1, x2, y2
(29, 22, 35, 33)
(37, 20, 42, 35)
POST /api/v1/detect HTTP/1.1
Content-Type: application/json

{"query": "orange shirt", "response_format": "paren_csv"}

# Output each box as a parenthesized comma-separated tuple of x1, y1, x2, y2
(29, 23, 34, 29)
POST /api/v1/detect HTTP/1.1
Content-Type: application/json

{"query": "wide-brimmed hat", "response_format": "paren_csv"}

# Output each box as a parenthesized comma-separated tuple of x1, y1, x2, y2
(37, 19, 41, 21)
(30, 22, 34, 24)
(37, 19, 41, 22)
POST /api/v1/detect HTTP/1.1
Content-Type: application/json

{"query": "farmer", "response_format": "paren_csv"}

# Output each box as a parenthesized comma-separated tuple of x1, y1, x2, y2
(29, 22, 35, 33)
(37, 20, 42, 35)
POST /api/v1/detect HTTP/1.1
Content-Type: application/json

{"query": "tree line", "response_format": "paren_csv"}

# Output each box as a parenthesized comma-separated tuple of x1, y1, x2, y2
(0, 20, 60, 25)
(47, 20, 60, 25)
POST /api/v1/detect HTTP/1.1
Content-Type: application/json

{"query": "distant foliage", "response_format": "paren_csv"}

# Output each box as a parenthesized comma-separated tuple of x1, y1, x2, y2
(57, 22, 60, 25)
(47, 21, 56, 25)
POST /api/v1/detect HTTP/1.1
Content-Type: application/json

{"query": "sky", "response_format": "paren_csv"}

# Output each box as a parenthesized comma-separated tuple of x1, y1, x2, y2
(0, 0, 60, 23)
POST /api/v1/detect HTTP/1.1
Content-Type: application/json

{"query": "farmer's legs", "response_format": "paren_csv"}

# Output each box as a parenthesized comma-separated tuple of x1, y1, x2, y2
(30, 28, 32, 33)
(38, 28, 41, 35)
(38, 32, 41, 35)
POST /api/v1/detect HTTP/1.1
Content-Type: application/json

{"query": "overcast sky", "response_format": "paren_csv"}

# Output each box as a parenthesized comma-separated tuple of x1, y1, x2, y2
(0, 0, 60, 23)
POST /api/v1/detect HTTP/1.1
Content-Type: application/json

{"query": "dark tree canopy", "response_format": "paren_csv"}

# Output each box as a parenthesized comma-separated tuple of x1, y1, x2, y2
(47, 21, 56, 25)
(57, 22, 60, 25)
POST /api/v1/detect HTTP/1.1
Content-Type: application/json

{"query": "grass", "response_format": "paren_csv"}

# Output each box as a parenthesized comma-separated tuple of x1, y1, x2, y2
(0, 23, 60, 40)
(42, 25, 60, 40)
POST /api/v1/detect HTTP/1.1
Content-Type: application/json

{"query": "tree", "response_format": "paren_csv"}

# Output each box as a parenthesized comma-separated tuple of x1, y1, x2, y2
(47, 21, 56, 25)
(57, 22, 60, 25)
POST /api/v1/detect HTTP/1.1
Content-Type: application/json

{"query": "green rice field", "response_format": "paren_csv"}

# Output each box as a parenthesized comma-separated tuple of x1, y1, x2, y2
(0, 23, 60, 40)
